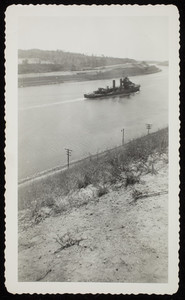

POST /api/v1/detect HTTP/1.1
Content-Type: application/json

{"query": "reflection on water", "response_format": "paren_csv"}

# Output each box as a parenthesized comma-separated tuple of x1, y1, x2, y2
(18, 67, 168, 180)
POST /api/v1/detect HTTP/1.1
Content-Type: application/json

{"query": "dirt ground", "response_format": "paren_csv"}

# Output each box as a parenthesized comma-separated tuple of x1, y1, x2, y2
(18, 156, 168, 283)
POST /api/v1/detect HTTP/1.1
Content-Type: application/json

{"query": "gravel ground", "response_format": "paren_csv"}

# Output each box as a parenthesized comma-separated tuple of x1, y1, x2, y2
(18, 155, 168, 282)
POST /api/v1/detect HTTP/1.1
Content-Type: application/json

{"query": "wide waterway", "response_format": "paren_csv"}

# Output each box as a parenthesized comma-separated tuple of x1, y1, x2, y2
(18, 66, 168, 180)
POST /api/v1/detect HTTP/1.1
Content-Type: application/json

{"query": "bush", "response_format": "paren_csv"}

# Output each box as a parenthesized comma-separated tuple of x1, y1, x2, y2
(41, 197, 55, 208)
(52, 199, 69, 215)
(55, 232, 82, 251)
(60, 173, 75, 195)
(125, 173, 140, 187)
(30, 201, 52, 224)
(77, 174, 92, 189)
(132, 189, 143, 201)
(97, 185, 108, 197)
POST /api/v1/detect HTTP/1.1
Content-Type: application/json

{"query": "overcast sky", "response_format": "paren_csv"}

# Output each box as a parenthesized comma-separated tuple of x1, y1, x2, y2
(18, 16, 168, 61)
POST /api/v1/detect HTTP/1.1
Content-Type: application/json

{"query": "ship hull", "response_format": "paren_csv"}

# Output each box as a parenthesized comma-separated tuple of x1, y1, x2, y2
(84, 86, 140, 99)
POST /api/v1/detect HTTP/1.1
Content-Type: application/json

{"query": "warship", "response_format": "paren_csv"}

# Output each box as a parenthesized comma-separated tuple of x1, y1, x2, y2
(84, 77, 140, 99)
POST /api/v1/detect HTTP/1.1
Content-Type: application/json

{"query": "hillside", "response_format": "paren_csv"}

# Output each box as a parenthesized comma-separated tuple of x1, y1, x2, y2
(18, 49, 161, 87)
(18, 128, 168, 282)
(18, 49, 136, 74)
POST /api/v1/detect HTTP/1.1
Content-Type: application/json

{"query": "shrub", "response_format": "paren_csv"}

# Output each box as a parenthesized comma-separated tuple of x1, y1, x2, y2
(30, 201, 52, 224)
(132, 189, 143, 201)
(105, 152, 123, 182)
(77, 174, 92, 189)
(52, 199, 69, 215)
(60, 173, 75, 195)
(31, 201, 39, 219)
(55, 232, 82, 251)
(97, 185, 108, 197)
(41, 197, 55, 208)
(125, 173, 140, 187)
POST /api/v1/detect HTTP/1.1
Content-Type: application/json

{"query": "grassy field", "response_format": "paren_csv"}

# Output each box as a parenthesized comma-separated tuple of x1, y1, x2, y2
(18, 128, 168, 216)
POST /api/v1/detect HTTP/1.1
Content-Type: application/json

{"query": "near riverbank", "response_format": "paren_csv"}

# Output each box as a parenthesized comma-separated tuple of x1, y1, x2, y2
(18, 128, 168, 282)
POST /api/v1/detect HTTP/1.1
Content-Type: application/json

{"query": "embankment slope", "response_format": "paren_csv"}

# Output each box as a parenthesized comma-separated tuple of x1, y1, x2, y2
(18, 128, 168, 282)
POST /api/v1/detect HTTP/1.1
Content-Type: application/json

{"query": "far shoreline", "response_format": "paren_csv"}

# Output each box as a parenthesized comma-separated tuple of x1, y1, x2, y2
(18, 64, 162, 88)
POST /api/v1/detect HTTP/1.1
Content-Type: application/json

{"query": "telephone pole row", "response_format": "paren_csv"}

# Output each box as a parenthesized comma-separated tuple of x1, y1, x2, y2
(65, 148, 72, 168)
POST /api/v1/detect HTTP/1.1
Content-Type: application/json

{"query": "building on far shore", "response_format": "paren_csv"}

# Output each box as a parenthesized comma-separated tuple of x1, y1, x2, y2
(18, 58, 54, 65)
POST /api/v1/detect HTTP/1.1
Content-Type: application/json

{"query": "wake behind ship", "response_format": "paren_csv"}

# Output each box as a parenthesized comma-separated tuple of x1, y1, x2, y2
(84, 77, 140, 99)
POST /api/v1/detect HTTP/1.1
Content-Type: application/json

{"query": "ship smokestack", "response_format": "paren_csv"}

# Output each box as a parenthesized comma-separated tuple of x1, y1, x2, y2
(113, 80, 116, 90)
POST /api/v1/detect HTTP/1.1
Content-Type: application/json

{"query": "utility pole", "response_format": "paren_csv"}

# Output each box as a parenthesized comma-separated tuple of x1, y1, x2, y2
(121, 128, 125, 145)
(146, 124, 152, 135)
(65, 148, 72, 168)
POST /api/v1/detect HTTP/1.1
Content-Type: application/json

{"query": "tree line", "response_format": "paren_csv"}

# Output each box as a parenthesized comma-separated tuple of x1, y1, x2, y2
(18, 49, 136, 73)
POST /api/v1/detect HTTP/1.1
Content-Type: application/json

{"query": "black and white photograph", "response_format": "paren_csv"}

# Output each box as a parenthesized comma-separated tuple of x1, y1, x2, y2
(5, 5, 179, 294)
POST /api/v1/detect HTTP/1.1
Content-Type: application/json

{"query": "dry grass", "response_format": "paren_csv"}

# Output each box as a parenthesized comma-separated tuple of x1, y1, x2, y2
(18, 128, 168, 224)
(54, 232, 83, 252)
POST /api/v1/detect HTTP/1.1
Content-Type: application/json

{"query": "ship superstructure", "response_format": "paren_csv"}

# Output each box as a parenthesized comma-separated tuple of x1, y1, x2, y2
(84, 77, 140, 99)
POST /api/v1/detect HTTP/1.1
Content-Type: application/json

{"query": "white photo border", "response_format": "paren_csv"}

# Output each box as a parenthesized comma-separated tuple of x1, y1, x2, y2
(5, 4, 180, 294)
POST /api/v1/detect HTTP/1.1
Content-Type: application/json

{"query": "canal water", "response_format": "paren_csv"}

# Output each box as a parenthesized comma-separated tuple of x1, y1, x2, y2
(18, 67, 168, 180)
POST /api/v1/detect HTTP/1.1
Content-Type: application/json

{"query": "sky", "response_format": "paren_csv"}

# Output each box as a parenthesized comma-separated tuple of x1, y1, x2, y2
(18, 16, 168, 61)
